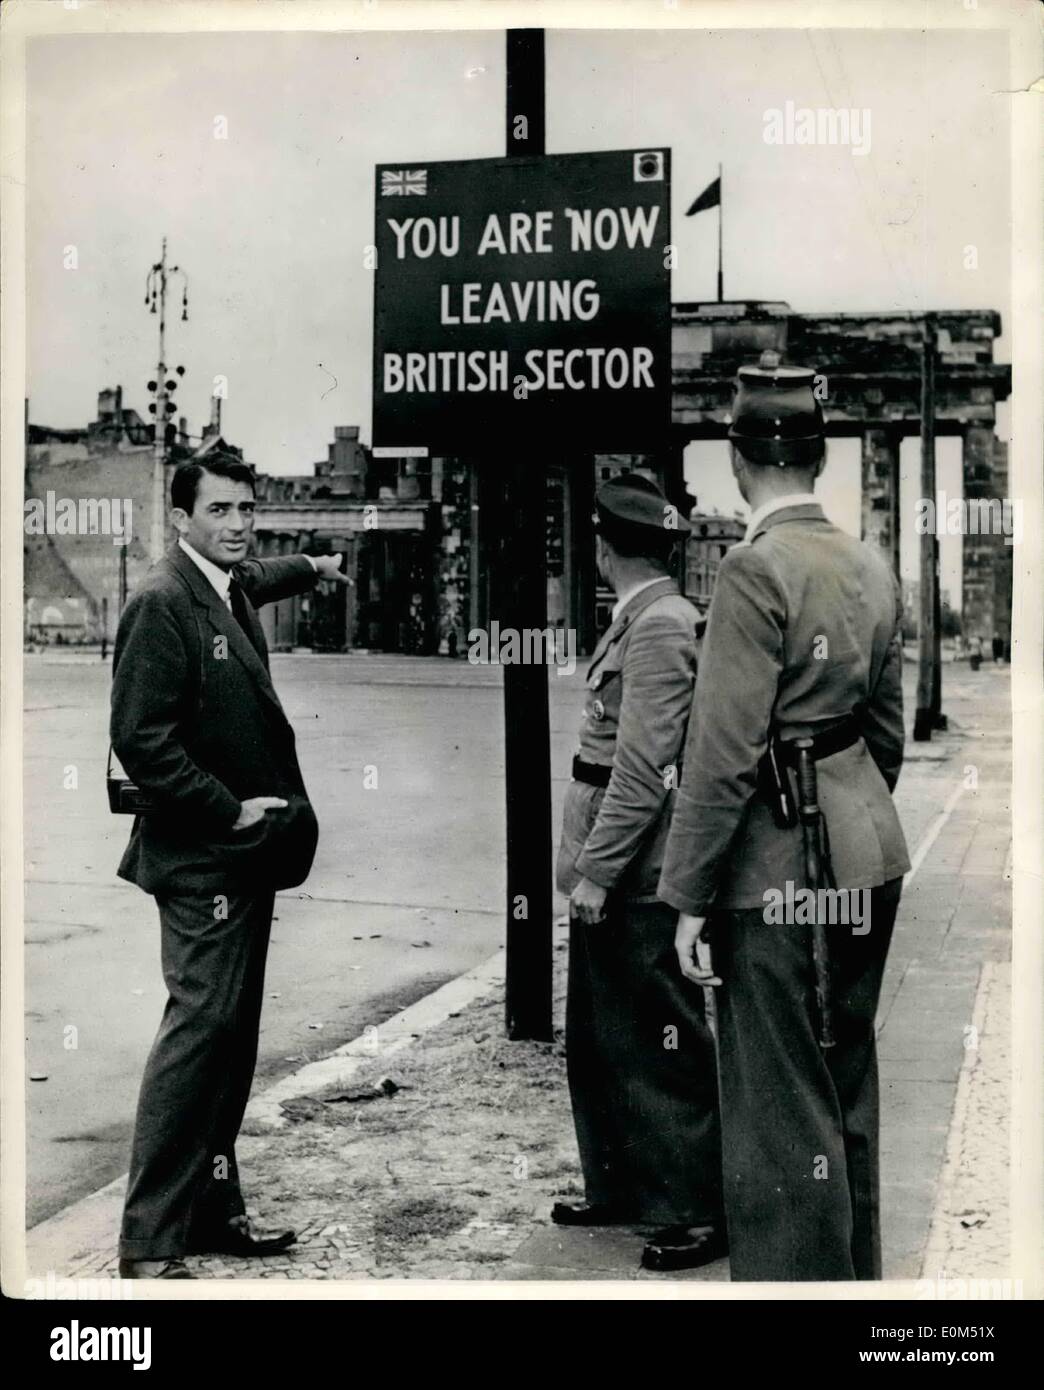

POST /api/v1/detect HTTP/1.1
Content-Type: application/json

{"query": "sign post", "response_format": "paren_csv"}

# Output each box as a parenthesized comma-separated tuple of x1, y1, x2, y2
(371, 30, 671, 1036)
(501, 27, 552, 1040)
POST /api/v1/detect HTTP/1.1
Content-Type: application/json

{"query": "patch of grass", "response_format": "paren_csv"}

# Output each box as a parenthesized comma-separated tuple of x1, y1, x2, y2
(537, 1155, 582, 1179)
(492, 1202, 535, 1224)
(338, 1173, 384, 1197)
(373, 1194, 474, 1244)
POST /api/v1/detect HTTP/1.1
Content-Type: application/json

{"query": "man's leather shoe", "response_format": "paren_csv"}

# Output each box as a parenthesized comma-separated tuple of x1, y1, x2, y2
(640, 1224, 728, 1272)
(190, 1216, 297, 1257)
(551, 1201, 637, 1227)
(118, 1258, 195, 1280)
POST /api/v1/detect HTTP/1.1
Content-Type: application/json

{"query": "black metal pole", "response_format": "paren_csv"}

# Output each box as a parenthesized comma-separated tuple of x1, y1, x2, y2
(502, 29, 553, 1041)
(914, 314, 938, 742)
(506, 28, 544, 156)
(931, 547, 947, 729)
(716, 162, 723, 303)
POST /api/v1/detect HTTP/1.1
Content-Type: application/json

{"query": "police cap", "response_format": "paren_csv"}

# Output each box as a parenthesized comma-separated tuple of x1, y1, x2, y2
(594, 471, 690, 538)
(728, 350, 825, 466)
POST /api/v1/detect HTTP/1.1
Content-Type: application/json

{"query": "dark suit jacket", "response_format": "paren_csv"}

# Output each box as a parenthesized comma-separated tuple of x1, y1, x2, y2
(556, 578, 704, 903)
(111, 543, 320, 897)
(659, 503, 910, 915)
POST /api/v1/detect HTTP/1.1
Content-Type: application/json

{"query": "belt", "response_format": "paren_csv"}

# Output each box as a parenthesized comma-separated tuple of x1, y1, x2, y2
(777, 717, 860, 765)
(572, 756, 612, 789)
(574, 725, 858, 794)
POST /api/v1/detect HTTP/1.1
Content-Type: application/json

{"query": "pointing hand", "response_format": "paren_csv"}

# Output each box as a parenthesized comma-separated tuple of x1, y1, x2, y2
(311, 553, 354, 588)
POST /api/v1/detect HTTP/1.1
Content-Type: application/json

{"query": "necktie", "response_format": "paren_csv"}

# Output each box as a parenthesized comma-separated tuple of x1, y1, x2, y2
(228, 580, 266, 664)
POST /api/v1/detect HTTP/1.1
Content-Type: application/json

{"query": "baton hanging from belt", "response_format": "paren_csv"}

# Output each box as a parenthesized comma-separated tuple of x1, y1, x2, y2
(695, 938, 719, 1044)
(794, 738, 835, 1050)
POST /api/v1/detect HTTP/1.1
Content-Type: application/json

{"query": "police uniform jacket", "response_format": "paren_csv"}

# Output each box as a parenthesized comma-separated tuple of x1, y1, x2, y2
(557, 577, 702, 904)
(658, 502, 910, 915)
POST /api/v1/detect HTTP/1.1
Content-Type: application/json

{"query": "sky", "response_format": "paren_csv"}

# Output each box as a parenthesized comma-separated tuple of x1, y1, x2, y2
(26, 24, 1011, 601)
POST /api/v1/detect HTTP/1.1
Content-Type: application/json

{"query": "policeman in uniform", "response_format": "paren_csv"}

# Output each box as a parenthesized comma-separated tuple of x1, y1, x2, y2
(659, 354, 910, 1281)
(554, 472, 725, 1273)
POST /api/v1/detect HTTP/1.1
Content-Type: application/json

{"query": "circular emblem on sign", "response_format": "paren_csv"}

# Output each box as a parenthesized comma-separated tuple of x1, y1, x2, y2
(591, 698, 606, 721)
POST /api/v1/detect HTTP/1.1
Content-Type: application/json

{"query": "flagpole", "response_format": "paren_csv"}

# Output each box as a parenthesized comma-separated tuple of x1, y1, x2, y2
(717, 162, 723, 302)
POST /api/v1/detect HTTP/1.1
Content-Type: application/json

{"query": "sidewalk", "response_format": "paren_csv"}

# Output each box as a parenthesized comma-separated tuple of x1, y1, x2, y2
(24, 671, 1014, 1288)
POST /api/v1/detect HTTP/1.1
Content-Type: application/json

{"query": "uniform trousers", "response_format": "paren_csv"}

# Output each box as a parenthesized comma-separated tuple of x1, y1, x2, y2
(566, 900, 723, 1224)
(712, 877, 903, 1280)
(119, 886, 275, 1260)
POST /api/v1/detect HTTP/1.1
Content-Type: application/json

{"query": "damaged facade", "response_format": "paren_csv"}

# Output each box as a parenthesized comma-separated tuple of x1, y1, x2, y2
(24, 302, 1011, 655)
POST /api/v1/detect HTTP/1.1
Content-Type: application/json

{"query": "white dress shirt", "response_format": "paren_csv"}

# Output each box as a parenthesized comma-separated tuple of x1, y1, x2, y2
(743, 492, 820, 543)
(178, 537, 233, 608)
(177, 538, 318, 610)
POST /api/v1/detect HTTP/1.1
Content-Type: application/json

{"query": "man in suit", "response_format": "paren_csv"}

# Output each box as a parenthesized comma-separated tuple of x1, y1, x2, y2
(659, 353, 910, 1281)
(112, 454, 349, 1279)
(554, 472, 725, 1273)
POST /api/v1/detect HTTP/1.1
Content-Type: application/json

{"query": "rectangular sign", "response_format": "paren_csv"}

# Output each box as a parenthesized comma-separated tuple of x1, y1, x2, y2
(372, 149, 671, 454)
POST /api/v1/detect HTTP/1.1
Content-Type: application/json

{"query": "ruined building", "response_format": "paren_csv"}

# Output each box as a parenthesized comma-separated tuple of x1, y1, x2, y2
(25, 302, 1011, 655)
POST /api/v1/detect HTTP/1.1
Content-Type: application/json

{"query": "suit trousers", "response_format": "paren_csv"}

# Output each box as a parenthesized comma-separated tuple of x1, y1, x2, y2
(566, 900, 723, 1224)
(119, 886, 275, 1260)
(712, 877, 903, 1281)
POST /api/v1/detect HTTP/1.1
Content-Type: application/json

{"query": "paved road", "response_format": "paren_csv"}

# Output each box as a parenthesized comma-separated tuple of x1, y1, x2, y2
(23, 650, 1000, 1226)
(24, 652, 585, 1225)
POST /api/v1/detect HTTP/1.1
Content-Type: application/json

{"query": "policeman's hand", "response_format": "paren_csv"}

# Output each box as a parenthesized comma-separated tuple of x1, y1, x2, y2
(675, 913, 721, 986)
(570, 877, 609, 925)
(233, 796, 288, 832)
(312, 553, 354, 588)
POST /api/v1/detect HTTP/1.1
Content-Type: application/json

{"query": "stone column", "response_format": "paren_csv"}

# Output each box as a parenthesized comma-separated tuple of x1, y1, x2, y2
(961, 425, 997, 644)
(860, 427, 901, 577)
(991, 439, 1012, 658)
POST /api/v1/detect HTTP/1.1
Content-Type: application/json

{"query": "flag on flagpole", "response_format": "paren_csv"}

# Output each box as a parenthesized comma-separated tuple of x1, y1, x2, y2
(686, 168, 725, 300)
(686, 176, 721, 216)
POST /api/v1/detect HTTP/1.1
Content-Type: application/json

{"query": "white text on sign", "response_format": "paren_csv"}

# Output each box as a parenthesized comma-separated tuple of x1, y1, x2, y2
(385, 207, 661, 260)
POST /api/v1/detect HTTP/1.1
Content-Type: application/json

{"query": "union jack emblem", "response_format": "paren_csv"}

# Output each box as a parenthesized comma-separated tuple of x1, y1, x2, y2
(381, 169, 427, 196)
